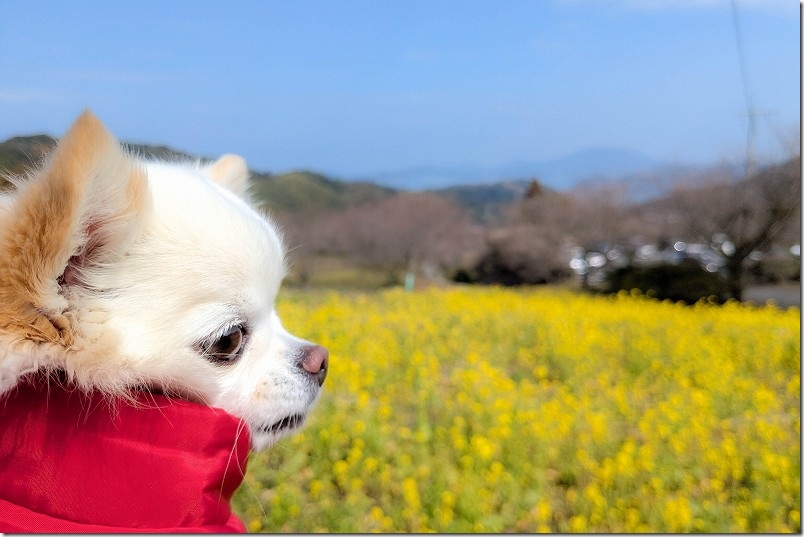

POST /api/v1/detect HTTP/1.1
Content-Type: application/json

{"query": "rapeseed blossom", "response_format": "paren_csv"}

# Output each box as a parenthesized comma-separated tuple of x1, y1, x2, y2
(234, 287, 800, 533)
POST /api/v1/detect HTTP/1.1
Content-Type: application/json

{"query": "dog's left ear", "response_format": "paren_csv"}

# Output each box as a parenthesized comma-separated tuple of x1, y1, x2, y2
(207, 154, 250, 197)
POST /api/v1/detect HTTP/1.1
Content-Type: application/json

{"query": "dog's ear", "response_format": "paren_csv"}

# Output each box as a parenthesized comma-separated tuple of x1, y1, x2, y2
(0, 110, 149, 345)
(207, 154, 250, 196)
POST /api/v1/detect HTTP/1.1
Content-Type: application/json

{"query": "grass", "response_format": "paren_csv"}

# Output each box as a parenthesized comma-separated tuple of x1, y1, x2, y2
(283, 256, 393, 289)
(232, 286, 800, 533)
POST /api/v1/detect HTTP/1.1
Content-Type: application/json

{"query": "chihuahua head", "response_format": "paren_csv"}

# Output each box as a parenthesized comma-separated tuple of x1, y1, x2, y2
(0, 111, 327, 451)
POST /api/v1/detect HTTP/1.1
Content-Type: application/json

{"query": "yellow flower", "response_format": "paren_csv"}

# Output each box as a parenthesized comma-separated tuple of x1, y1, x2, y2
(248, 518, 262, 532)
(233, 287, 800, 533)
(370, 506, 385, 521)
(402, 477, 421, 509)
(308, 479, 324, 499)
(569, 515, 587, 532)
(470, 434, 496, 461)
(662, 496, 693, 532)
(534, 499, 551, 522)
(332, 460, 349, 477)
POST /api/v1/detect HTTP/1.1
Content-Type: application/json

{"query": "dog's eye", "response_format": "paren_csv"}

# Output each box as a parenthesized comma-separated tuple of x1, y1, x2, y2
(198, 325, 246, 364)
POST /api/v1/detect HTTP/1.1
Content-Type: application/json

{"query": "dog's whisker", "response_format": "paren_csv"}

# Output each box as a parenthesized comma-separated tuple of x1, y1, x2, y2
(219, 419, 245, 506)
(274, 440, 298, 453)
(228, 420, 269, 521)
(285, 242, 309, 256)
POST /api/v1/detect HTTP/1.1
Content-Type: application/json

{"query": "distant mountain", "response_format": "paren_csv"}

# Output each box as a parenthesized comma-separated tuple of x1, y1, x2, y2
(366, 147, 665, 190)
(0, 134, 687, 221)
(500, 147, 664, 188)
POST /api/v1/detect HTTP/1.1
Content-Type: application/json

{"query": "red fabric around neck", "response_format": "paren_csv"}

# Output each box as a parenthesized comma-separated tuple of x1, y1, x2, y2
(0, 378, 250, 533)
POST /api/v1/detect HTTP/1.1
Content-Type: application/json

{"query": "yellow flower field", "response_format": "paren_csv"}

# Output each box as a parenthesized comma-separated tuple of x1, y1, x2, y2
(233, 287, 800, 533)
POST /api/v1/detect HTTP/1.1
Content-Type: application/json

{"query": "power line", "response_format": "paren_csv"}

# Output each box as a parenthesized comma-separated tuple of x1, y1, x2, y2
(730, 0, 756, 180)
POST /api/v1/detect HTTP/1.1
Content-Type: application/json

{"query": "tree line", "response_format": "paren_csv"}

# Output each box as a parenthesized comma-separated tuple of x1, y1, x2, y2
(276, 155, 800, 302)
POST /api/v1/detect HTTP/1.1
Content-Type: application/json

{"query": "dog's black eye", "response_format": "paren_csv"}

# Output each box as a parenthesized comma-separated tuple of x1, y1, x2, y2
(198, 325, 246, 365)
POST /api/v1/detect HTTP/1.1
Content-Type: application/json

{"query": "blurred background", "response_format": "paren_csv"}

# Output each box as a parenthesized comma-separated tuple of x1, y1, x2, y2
(0, 0, 799, 306)
(1, 2, 800, 533)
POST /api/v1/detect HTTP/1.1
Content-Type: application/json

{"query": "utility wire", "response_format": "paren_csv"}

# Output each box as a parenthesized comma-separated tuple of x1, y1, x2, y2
(730, 0, 756, 181)
(729, 0, 758, 245)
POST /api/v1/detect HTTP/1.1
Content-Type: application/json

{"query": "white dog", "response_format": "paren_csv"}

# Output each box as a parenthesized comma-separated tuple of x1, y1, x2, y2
(0, 111, 328, 451)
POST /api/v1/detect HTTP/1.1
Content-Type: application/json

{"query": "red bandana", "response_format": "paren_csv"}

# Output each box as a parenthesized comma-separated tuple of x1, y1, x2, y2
(0, 378, 250, 533)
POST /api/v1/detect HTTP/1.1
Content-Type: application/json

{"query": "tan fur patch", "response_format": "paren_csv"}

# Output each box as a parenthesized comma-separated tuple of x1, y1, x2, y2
(0, 111, 146, 347)
(208, 154, 249, 196)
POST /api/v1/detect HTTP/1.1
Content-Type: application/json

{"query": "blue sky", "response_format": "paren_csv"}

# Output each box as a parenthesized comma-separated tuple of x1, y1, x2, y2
(0, 0, 799, 180)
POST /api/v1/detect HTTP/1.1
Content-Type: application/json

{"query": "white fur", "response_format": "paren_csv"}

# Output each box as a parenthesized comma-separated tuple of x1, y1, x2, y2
(0, 113, 326, 451)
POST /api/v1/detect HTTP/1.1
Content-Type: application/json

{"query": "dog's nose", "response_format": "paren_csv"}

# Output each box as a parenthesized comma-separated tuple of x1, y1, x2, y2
(300, 344, 329, 387)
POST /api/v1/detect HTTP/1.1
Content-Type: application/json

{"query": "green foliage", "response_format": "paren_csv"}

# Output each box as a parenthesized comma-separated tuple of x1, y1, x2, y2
(606, 260, 733, 304)
(0, 135, 56, 188)
(436, 181, 527, 224)
(250, 171, 394, 214)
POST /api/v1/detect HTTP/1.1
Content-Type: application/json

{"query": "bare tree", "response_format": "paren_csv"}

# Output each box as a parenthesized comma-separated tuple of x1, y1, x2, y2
(277, 193, 478, 285)
(335, 193, 477, 282)
(667, 157, 801, 299)
(272, 210, 345, 286)
(516, 179, 654, 248)
(472, 223, 572, 285)
(487, 180, 655, 285)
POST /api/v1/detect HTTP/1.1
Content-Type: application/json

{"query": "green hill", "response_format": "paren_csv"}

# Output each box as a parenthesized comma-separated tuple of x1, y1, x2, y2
(123, 142, 199, 162)
(0, 135, 56, 185)
(0, 135, 397, 213)
(433, 181, 528, 224)
(250, 170, 395, 214)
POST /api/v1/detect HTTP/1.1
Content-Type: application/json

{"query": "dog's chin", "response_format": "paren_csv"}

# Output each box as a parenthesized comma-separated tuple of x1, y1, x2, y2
(250, 412, 310, 451)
